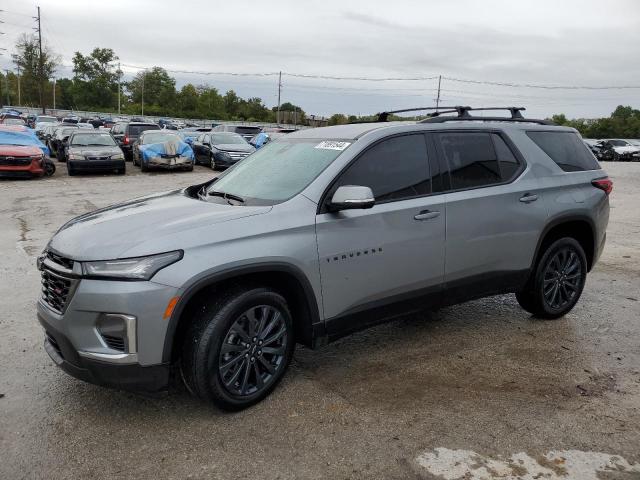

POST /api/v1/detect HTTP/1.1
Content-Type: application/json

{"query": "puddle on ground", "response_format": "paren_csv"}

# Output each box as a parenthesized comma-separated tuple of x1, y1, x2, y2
(415, 447, 640, 479)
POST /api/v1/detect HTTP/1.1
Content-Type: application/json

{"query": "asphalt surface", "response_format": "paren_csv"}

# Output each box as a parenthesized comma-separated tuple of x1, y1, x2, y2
(1, 161, 639, 479)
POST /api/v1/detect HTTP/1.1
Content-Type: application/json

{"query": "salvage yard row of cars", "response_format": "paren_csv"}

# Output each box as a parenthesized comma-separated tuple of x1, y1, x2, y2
(2, 107, 638, 180)
(0, 108, 293, 179)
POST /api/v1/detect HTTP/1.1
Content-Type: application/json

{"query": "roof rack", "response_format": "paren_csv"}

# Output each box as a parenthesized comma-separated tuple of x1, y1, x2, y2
(372, 106, 553, 125)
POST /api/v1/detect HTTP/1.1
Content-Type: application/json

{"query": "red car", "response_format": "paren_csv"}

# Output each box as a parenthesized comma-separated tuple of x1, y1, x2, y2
(0, 144, 46, 178)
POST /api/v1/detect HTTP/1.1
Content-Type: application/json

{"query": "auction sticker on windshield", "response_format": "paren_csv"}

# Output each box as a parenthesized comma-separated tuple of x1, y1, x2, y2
(314, 141, 351, 151)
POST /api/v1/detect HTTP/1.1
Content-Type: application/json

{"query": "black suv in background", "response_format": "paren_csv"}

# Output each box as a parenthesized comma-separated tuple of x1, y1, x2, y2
(111, 121, 161, 160)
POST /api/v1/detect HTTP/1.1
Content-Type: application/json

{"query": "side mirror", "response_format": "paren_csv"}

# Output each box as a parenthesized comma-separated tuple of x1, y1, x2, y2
(329, 185, 375, 211)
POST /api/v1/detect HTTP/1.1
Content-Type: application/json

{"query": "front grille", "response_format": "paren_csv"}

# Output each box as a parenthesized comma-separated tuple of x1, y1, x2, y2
(102, 334, 126, 351)
(86, 156, 109, 161)
(226, 151, 250, 161)
(0, 155, 31, 166)
(40, 251, 78, 314)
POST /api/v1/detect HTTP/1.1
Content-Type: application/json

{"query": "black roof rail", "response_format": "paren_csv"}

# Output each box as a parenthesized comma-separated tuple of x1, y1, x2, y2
(418, 106, 554, 125)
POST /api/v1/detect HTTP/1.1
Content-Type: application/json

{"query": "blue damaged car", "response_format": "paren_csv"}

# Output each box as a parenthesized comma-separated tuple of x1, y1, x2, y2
(132, 130, 195, 172)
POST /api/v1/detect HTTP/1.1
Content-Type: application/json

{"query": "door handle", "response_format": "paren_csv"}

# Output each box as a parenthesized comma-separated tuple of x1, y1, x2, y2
(414, 210, 440, 221)
(519, 193, 538, 203)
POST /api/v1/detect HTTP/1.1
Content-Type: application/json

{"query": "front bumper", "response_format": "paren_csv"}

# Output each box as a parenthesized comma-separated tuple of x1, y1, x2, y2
(68, 159, 125, 172)
(0, 162, 45, 178)
(37, 274, 179, 393)
(40, 317, 170, 393)
(145, 155, 193, 169)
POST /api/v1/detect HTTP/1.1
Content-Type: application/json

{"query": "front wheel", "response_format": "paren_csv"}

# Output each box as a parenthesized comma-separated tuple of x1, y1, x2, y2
(516, 237, 587, 319)
(140, 158, 149, 172)
(180, 287, 295, 411)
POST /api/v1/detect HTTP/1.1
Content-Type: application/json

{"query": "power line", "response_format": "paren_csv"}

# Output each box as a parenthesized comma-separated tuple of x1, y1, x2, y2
(442, 76, 640, 90)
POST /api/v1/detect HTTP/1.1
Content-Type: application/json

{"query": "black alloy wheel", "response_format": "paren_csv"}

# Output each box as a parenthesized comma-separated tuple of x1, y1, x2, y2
(218, 305, 288, 397)
(542, 247, 582, 310)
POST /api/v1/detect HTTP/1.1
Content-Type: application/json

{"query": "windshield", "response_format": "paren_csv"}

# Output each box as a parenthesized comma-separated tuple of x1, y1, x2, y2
(211, 133, 247, 145)
(142, 132, 180, 144)
(70, 133, 116, 146)
(608, 139, 627, 147)
(58, 127, 78, 137)
(205, 138, 350, 204)
(36, 116, 57, 123)
(625, 139, 640, 146)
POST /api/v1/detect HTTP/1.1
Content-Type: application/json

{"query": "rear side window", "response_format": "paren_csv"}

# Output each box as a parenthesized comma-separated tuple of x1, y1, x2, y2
(527, 131, 599, 172)
(437, 132, 501, 189)
(128, 124, 160, 136)
(334, 134, 431, 202)
(492, 133, 521, 181)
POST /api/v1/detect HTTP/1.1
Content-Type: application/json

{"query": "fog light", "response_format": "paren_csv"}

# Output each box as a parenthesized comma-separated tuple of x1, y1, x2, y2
(96, 313, 137, 353)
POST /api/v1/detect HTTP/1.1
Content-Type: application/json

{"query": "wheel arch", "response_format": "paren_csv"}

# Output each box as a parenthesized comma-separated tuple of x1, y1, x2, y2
(162, 263, 322, 363)
(531, 215, 596, 273)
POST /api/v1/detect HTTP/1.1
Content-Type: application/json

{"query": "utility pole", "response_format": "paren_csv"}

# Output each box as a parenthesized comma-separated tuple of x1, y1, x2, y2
(141, 70, 145, 116)
(117, 62, 121, 115)
(276, 71, 282, 125)
(34, 6, 45, 113)
(53, 78, 56, 110)
(3, 70, 10, 105)
(435, 75, 442, 111)
(16, 65, 21, 105)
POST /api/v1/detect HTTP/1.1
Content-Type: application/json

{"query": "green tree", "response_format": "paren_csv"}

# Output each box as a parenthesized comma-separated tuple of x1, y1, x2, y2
(72, 47, 120, 109)
(127, 67, 176, 115)
(328, 113, 348, 125)
(11, 33, 59, 110)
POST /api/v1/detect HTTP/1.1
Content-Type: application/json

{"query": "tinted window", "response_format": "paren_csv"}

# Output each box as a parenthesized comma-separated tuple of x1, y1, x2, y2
(608, 139, 627, 147)
(128, 124, 160, 136)
(527, 131, 600, 172)
(438, 132, 500, 189)
(334, 134, 430, 202)
(492, 133, 521, 181)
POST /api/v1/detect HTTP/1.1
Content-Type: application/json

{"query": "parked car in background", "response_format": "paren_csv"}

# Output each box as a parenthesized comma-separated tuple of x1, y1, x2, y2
(111, 121, 161, 160)
(595, 139, 640, 161)
(41, 124, 59, 146)
(192, 131, 255, 169)
(62, 115, 80, 125)
(212, 124, 262, 141)
(249, 131, 289, 149)
(0, 129, 47, 179)
(132, 130, 194, 172)
(66, 130, 125, 176)
(178, 130, 201, 147)
(49, 125, 80, 161)
(34, 116, 58, 138)
(0, 116, 27, 126)
(77, 122, 95, 129)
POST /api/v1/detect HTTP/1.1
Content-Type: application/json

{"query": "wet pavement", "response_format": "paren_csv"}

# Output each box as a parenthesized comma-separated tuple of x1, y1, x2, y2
(1, 162, 639, 479)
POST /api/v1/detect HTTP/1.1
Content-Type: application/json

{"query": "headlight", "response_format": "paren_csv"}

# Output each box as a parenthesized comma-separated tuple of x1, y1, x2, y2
(111, 153, 125, 160)
(68, 153, 83, 160)
(82, 250, 183, 280)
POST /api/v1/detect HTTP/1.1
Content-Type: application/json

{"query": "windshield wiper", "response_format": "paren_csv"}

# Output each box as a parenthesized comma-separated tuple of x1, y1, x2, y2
(207, 190, 245, 204)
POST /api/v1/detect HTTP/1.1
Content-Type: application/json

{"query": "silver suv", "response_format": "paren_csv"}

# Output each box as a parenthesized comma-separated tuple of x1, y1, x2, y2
(37, 107, 611, 410)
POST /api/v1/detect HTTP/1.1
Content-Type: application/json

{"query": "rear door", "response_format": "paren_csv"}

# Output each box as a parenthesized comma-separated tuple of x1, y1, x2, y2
(432, 130, 547, 297)
(315, 133, 446, 330)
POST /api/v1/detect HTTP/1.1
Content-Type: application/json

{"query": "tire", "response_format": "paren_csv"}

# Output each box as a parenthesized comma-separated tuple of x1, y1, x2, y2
(117, 168, 125, 175)
(186, 164, 194, 172)
(516, 237, 587, 319)
(180, 286, 295, 411)
(44, 161, 56, 177)
(140, 159, 149, 172)
(68, 166, 76, 176)
(210, 155, 217, 170)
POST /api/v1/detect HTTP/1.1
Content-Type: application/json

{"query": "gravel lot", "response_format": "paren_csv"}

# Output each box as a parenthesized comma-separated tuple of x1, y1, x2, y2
(1, 161, 639, 479)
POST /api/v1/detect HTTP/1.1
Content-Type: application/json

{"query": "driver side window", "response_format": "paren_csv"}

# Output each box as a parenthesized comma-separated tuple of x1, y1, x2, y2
(332, 134, 431, 203)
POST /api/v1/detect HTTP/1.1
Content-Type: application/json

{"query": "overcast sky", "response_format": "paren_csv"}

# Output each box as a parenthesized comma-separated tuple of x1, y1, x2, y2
(1, 0, 639, 118)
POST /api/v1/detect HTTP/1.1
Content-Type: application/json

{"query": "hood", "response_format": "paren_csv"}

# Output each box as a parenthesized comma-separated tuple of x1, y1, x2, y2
(214, 143, 255, 153)
(68, 145, 122, 157)
(140, 140, 193, 158)
(0, 144, 41, 156)
(49, 190, 271, 260)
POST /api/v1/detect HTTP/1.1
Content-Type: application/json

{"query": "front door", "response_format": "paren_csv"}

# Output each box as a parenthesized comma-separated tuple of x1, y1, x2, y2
(315, 133, 446, 333)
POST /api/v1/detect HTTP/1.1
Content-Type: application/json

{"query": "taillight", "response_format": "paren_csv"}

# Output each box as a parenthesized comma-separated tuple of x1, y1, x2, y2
(123, 135, 129, 145)
(592, 177, 613, 195)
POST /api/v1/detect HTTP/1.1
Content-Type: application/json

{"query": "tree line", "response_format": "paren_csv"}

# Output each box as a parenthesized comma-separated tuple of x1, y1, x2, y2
(1, 34, 306, 123)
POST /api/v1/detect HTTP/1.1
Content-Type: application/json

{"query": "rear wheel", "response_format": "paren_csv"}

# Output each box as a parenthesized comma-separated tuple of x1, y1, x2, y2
(516, 237, 587, 319)
(180, 287, 295, 411)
